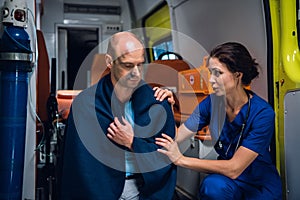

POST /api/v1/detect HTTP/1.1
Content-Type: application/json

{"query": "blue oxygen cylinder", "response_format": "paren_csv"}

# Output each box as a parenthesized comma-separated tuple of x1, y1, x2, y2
(0, 25, 32, 199)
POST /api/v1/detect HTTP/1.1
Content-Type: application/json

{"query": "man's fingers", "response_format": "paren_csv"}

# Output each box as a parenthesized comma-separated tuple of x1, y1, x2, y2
(114, 117, 122, 127)
(109, 122, 118, 131)
(121, 116, 129, 126)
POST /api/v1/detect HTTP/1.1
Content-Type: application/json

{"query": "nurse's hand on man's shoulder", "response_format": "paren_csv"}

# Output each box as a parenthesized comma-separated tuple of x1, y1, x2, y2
(153, 87, 175, 106)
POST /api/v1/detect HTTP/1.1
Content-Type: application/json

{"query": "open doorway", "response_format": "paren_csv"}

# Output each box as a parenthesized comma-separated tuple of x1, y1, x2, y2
(56, 25, 101, 90)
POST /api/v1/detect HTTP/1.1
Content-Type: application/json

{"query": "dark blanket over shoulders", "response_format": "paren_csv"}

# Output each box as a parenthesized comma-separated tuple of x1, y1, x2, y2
(58, 74, 176, 200)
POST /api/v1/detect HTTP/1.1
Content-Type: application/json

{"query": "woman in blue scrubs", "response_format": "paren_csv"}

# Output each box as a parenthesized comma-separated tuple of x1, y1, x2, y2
(155, 42, 282, 199)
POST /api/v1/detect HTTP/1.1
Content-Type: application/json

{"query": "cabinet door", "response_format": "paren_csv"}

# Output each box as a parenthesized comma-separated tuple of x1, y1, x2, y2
(284, 90, 300, 200)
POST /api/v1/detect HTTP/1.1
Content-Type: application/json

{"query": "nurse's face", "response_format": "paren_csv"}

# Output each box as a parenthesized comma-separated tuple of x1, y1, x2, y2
(208, 57, 237, 96)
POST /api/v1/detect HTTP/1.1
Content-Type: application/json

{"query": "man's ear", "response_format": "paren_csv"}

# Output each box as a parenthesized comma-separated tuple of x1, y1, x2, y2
(105, 54, 113, 69)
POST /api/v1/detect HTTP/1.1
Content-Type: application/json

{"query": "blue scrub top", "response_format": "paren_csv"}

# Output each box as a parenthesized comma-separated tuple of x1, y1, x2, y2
(184, 91, 282, 195)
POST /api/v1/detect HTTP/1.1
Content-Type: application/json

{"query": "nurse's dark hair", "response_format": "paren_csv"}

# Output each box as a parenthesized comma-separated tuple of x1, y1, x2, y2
(208, 42, 259, 86)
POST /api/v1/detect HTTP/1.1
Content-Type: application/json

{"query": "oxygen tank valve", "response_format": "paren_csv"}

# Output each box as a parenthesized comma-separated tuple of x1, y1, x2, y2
(0, 0, 33, 72)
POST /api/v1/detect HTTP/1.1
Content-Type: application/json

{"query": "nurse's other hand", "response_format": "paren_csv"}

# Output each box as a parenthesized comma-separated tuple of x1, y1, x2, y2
(155, 133, 183, 165)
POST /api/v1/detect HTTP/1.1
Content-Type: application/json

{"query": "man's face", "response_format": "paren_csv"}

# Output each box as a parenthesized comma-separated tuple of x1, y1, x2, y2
(111, 48, 145, 89)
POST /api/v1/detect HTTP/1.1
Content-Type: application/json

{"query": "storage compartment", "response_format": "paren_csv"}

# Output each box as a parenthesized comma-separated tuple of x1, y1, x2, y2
(178, 68, 209, 94)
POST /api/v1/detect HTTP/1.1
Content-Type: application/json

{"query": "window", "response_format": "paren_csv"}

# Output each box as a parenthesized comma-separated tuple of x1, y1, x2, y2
(153, 37, 173, 60)
(142, 1, 172, 61)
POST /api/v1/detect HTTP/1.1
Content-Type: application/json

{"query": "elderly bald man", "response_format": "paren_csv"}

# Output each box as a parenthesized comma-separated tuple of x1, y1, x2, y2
(58, 31, 177, 200)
